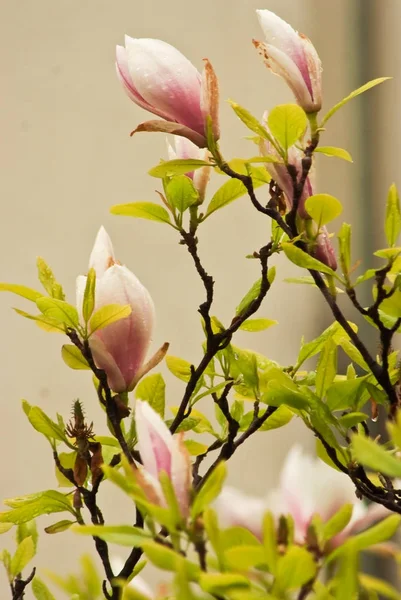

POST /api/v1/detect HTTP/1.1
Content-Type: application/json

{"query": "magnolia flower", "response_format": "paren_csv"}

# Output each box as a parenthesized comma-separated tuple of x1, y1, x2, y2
(215, 446, 387, 547)
(254, 10, 322, 113)
(260, 127, 337, 270)
(76, 227, 155, 393)
(260, 133, 313, 217)
(116, 37, 219, 147)
(313, 225, 338, 271)
(166, 136, 211, 201)
(135, 400, 191, 518)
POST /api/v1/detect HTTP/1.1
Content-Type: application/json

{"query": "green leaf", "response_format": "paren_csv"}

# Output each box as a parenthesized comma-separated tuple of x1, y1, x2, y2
(235, 274, 274, 317)
(149, 158, 211, 178)
(165, 175, 199, 212)
(44, 519, 76, 534)
(262, 512, 278, 573)
(36, 257, 65, 300)
(304, 194, 343, 227)
(72, 524, 151, 546)
(55, 452, 76, 487)
(17, 520, 38, 551)
(239, 318, 277, 332)
(61, 345, 90, 370)
(326, 378, 368, 411)
(89, 303, 131, 333)
(166, 356, 192, 382)
(296, 322, 345, 368)
(82, 268, 96, 323)
(191, 461, 227, 517)
(385, 183, 401, 247)
(0, 523, 13, 534)
(282, 242, 335, 275)
(334, 550, 358, 600)
(183, 440, 208, 456)
(224, 545, 266, 570)
(314, 146, 353, 162)
(205, 178, 247, 217)
(322, 504, 353, 542)
(338, 222, 352, 275)
(0, 283, 43, 302)
(220, 526, 261, 550)
(275, 546, 316, 591)
(321, 77, 391, 125)
(0, 549, 12, 581)
(229, 101, 273, 139)
(339, 412, 368, 428)
(258, 405, 293, 431)
(359, 574, 400, 600)
(122, 587, 152, 600)
(36, 298, 79, 329)
(13, 308, 65, 333)
(267, 104, 307, 151)
(110, 202, 172, 225)
(10, 536, 35, 577)
(315, 338, 337, 398)
(261, 369, 310, 410)
(199, 573, 249, 594)
(25, 405, 67, 443)
(142, 542, 199, 579)
(351, 434, 401, 477)
(331, 515, 401, 559)
(32, 577, 57, 600)
(0, 490, 75, 524)
(135, 373, 165, 417)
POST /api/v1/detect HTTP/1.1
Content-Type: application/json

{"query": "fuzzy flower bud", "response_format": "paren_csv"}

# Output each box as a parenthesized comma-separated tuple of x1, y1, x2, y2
(254, 10, 322, 113)
(76, 227, 155, 393)
(135, 400, 191, 518)
(116, 37, 219, 147)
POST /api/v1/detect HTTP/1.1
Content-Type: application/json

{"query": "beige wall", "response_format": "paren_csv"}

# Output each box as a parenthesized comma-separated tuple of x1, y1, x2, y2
(0, 0, 377, 595)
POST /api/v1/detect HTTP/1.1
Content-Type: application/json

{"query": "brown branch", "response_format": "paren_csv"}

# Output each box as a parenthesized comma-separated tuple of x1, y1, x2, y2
(170, 236, 273, 434)
(11, 568, 36, 600)
(66, 330, 134, 464)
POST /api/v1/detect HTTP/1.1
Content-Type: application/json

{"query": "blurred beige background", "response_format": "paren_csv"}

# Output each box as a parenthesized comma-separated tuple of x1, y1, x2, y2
(0, 0, 399, 596)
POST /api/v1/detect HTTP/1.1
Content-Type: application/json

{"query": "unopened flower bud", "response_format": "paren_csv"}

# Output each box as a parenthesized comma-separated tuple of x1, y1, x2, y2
(135, 400, 191, 518)
(76, 227, 155, 393)
(116, 38, 219, 147)
(255, 10, 322, 113)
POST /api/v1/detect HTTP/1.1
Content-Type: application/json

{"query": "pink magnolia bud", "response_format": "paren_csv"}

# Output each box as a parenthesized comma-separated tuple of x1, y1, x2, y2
(166, 136, 211, 201)
(313, 225, 338, 270)
(260, 127, 313, 217)
(135, 400, 191, 518)
(254, 10, 322, 113)
(76, 227, 155, 393)
(116, 37, 219, 147)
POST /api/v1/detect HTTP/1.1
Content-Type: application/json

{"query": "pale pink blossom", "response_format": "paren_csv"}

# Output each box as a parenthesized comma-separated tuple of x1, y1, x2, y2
(254, 10, 322, 113)
(166, 136, 211, 201)
(135, 400, 191, 518)
(215, 446, 387, 547)
(116, 37, 219, 147)
(76, 227, 155, 393)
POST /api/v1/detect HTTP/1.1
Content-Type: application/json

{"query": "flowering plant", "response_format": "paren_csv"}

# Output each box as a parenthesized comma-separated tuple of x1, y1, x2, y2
(2, 7, 401, 600)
